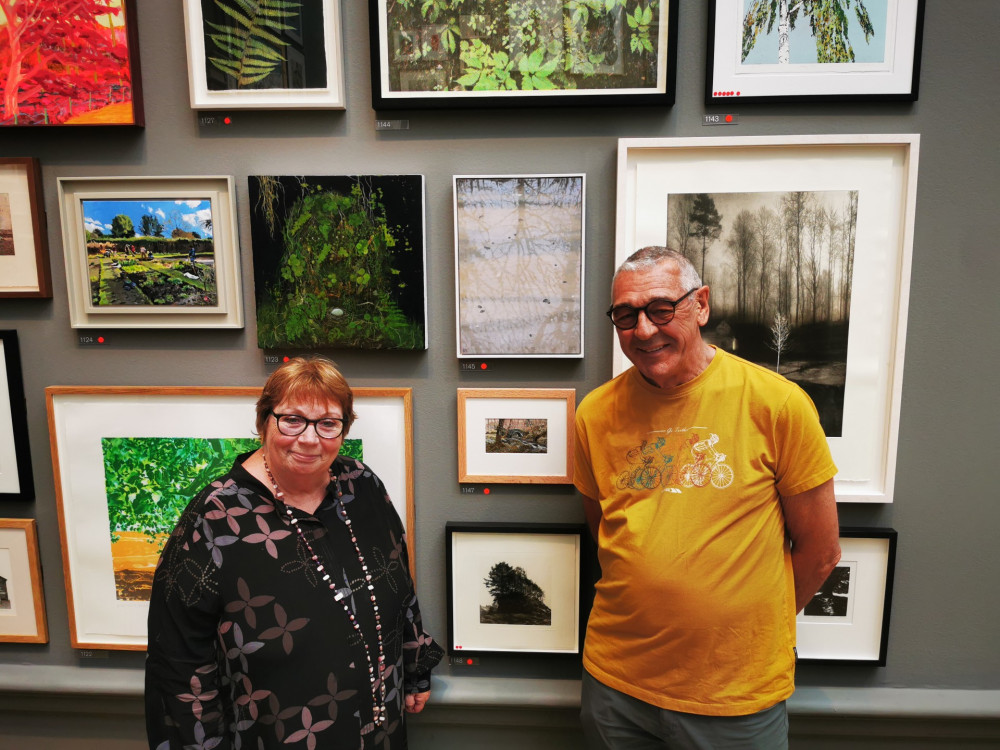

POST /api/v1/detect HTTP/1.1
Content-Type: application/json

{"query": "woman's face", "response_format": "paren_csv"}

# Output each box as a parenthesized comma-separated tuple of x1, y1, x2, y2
(263, 397, 345, 479)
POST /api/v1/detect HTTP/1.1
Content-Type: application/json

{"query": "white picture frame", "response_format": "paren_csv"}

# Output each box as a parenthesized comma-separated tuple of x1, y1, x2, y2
(46, 385, 414, 650)
(57, 176, 244, 329)
(182, 0, 346, 109)
(615, 135, 918, 504)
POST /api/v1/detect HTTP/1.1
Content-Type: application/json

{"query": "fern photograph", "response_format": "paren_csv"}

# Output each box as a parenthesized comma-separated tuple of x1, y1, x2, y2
(199, 0, 328, 90)
(249, 174, 427, 350)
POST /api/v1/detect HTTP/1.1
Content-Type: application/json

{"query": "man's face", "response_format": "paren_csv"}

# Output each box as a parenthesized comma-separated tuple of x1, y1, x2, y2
(611, 261, 711, 388)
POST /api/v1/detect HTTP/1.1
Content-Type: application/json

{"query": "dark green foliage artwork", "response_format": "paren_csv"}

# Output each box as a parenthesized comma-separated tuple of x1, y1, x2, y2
(102, 436, 364, 546)
(383, 0, 662, 93)
(200, 0, 328, 91)
(249, 175, 427, 350)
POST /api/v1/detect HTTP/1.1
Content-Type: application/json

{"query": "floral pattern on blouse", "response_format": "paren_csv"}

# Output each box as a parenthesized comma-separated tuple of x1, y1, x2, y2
(145, 454, 443, 750)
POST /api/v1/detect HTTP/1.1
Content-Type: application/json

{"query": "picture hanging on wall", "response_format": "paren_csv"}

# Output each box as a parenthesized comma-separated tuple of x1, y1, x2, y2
(457, 388, 575, 484)
(0, 331, 34, 502)
(370, 0, 679, 109)
(46, 385, 415, 650)
(454, 174, 585, 358)
(182, 0, 345, 109)
(446, 522, 585, 657)
(706, 0, 925, 103)
(615, 135, 918, 504)
(0, 519, 48, 643)
(796, 527, 897, 665)
(0, 0, 144, 126)
(249, 175, 427, 351)
(0, 158, 51, 299)
(57, 175, 244, 329)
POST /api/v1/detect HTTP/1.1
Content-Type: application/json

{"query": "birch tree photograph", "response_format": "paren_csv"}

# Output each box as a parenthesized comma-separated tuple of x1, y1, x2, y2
(667, 188, 857, 436)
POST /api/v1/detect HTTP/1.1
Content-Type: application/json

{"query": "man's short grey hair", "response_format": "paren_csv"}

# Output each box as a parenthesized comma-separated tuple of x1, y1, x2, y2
(612, 246, 703, 291)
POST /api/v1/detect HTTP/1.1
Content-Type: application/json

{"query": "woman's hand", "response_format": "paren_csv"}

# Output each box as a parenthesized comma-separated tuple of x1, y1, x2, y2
(404, 690, 431, 714)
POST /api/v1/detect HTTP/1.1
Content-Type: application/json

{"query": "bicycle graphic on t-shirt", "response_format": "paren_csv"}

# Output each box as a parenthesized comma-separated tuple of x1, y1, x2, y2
(615, 433, 733, 491)
(679, 433, 734, 489)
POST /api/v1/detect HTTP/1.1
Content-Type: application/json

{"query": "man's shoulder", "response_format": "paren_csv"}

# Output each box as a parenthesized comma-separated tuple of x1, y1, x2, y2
(578, 368, 633, 413)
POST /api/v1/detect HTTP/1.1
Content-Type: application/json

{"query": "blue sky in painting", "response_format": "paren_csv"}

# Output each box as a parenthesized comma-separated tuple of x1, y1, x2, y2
(742, 0, 888, 65)
(82, 199, 214, 238)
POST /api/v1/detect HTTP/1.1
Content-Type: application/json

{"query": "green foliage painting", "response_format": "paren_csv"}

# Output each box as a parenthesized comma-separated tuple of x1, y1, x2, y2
(249, 175, 427, 350)
(382, 0, 664, 93)
(200, 0, 328, 91)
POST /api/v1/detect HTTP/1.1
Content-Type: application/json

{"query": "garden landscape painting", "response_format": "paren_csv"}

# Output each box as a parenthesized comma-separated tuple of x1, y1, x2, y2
(1, 0, 142, 126)
(667, 189, 857, 436)
(82, 198, 217, 307)
(249, 175, 427, 350)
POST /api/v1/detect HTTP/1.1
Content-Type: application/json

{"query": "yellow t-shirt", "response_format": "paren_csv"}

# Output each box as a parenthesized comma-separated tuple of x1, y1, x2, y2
(575, 348, 837, 716)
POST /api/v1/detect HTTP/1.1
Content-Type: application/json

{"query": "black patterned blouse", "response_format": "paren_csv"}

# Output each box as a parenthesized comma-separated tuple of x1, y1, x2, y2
(145, 454, 443, 750)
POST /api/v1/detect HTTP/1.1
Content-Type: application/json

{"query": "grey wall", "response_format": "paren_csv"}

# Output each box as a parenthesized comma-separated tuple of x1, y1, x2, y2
(1, 0, 998, 717)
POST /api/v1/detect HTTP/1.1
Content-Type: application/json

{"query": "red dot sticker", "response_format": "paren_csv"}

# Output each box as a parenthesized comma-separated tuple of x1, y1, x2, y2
(223, 116, 232, 125)
(480, 362, 487, 370)
(725, 114, 733, 123)
(97, 336, 105, 344)
(483, 488, 490, 495)
(466, 658, 474, 665)
(282, 356, 290, 363)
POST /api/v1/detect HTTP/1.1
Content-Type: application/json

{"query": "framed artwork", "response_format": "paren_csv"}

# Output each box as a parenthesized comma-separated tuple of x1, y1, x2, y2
(457, 388, 574, 484)
(0, 0, 143, 126)
(615, 135, 918, 504)
(796, 527, 897, 665)
(0, 158, 51, 298)
(369, 0, 679, 109)
(46, 385, 415, 650)
(445, 522, 584, 657)
(454, 175, 585, 358)
(706, 0, 925, 103)
(57, 176, 244, 329)
(248, 175, 427, 350)
(0, 519, 48, 643)
(182, 0, 345, 109)
(0, 331, 34, 502)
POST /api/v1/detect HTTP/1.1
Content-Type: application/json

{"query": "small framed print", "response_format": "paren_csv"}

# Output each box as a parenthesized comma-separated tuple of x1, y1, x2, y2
(796, 528, 897, 665)
(182, 0, 346, 109)
(457, 388, 575, 484)
(0, 331, 34, 501)
(454, 174, 585, 358)
(0, 518, 48, 643)
(706, 0, 925, 103)
(0, 158, 51, 299)
(57, 176, 244, 329)
(446, 522, 585, 657)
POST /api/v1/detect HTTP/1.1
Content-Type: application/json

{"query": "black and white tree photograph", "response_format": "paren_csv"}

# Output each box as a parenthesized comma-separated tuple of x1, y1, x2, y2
(479, 561, 551, 626)
(667, 189, 857, 436)
(804, 564, 852, 618)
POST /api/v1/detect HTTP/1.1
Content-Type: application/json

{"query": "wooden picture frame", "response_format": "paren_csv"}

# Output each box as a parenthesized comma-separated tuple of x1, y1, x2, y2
(0, 158, 51, 298)
(454, 174, 585, 358)
(182, 0, 346, 109)
(457, 388, 574, 484)
(0, 331, 34, 502)
(0, 0, 144, 126)
(706, 0, 925, 103)
(797, 527, 897, 665)
(370, 0, 678, 109)
(0, 518, 48, 643)
(57, 176, 244, 329)
(446, 522, 584, 657)
(616, 135, 918, 504)
(46, 385, 415, 650)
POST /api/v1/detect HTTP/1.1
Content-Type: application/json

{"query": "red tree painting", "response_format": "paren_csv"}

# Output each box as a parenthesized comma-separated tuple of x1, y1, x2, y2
(1, 0, 143, 126)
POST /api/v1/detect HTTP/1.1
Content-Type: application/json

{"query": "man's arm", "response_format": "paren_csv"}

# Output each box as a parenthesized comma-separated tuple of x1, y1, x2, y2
(582, 492, 601, 540)
(779, 478, 841, 614)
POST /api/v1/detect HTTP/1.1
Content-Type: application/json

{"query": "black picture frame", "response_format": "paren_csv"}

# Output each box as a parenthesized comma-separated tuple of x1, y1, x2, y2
(446, 522, 588, 658)
(0, 330, 35, 501)
(706, 0, 925, 104)
(796, 527, 897, 666)
(370, 0, 679, 110)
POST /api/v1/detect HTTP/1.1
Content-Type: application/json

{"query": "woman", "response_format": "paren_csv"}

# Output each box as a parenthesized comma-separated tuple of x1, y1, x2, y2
(145, 357, 443, 749)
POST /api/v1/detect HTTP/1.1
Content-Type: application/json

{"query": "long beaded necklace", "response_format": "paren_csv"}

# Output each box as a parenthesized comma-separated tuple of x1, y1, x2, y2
(262, 453, 387, 727)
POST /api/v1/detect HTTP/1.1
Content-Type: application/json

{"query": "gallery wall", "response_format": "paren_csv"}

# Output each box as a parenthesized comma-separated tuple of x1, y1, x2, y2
(0, 0, 998, 729)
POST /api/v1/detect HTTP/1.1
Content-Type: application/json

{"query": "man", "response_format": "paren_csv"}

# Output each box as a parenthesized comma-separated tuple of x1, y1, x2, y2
(576, 246, 841, 750)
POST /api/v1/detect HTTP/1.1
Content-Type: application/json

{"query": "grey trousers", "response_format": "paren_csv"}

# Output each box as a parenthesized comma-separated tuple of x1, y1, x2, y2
(580, 671, 788, 750)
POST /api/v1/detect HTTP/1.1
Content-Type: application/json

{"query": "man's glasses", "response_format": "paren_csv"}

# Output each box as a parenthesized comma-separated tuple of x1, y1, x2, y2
(606, 288, 699, 330)
(271, 412, 344, 439)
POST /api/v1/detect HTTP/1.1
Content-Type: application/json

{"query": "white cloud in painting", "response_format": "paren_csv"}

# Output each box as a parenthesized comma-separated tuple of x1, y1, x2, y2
(84, 217, 112, 234)
(176, 199, 204, 208)
(181, 208, 213, 233)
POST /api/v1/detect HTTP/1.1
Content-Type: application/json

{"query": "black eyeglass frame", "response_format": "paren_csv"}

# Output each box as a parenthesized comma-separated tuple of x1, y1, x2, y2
(270, 411, 345, 439)
(606, 288, 700, 330)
